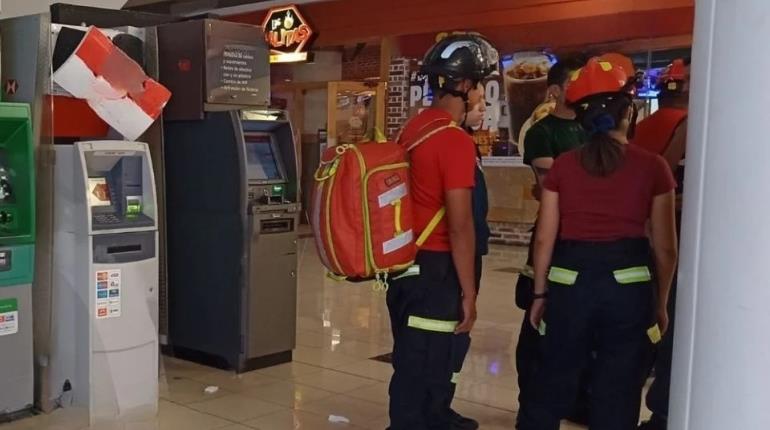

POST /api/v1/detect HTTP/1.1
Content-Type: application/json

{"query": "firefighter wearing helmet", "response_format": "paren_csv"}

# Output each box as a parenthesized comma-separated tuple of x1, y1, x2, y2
(633, 58, 690, 430)
(387, 33, 498, 430)
(517, 58, 679, 430)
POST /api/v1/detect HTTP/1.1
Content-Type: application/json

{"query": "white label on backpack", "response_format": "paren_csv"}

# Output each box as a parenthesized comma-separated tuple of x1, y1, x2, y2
(383, 230, 413, 254)
(378, 183, 408, 208)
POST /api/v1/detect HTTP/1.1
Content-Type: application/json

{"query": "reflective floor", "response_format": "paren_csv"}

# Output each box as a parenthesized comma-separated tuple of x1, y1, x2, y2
(1, 239, 646, 429)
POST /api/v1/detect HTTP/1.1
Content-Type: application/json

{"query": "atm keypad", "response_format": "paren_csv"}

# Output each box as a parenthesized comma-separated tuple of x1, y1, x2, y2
(94, 214, 121, 224)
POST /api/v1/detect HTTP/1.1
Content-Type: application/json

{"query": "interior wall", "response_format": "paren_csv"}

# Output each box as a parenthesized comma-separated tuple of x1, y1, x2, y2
(292, 50, 342, 133)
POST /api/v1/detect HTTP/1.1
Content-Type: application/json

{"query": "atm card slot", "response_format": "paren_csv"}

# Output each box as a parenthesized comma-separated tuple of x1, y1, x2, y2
(107, 244, 142, 254)
(260, 219, 293, 234)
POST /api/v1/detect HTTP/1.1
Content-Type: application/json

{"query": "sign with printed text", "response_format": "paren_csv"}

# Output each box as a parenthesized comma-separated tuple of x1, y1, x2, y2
(0, 298, 19, 336)
(95, 269, 121, 319)
(407, 60, 512, 156)
(262, 5, 314, 63)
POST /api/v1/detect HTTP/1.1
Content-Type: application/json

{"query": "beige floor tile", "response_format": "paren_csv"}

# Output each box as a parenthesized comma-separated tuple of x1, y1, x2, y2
(240, 380, 335, 408)
(256, 362, 325, 380)
(291, 369, 379, 394)
(296, 395, 387, 426)
(211, 425, 254, 430)
(331, 360, 393, 382)
(361, 414, 390, 430)
(244, 409, 363, 430)
(157, 400, 232, 430)
(189, 369, 279, 393)
(345, 383, 389, 405)
(159, 377, 231, 405)
(160, 357, 214, 380)
(0, 407, 89, 430)
(187, 394, 286, 423)
(454, 381, 517, 412)
(293, 346, 363, 368)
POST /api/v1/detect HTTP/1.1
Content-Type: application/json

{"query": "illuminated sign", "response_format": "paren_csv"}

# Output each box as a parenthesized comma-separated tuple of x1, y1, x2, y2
(262, 5, 314, 64)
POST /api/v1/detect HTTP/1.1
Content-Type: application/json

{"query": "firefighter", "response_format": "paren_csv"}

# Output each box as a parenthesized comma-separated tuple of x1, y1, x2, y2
(634, 58, 690, 430)
(516, 58, 588, 427)
(517, 58, 679, 430)
(386, 34, 498, 430)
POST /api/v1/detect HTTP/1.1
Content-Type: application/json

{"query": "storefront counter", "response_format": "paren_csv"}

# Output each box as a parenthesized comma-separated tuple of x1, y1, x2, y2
(481, 157, 538, 246)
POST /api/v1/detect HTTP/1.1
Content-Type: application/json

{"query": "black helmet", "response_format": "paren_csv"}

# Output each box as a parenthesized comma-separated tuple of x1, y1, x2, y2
(421, 33, 499, 98)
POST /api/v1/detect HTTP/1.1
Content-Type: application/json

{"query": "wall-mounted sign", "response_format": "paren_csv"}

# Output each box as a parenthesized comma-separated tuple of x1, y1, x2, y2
(262, 5, 314, 64)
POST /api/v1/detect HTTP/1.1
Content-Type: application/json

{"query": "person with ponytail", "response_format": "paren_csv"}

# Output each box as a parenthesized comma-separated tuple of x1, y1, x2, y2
(517, 58, 678, 430)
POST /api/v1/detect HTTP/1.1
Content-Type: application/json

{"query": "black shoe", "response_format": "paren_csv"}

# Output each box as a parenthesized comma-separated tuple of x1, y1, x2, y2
(638, 415, 667, 430)
(450, 409, 479, 430)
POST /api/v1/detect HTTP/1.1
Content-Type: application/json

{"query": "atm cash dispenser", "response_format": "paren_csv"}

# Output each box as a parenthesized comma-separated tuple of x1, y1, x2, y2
(50, 141, 158, 424)
(158, 15, 298, 374)
(0, 104, 35, 418)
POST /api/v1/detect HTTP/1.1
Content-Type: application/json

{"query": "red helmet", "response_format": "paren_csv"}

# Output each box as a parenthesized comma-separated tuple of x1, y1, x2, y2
(566, 57, 630, 104)
(657, 59, 688, 92)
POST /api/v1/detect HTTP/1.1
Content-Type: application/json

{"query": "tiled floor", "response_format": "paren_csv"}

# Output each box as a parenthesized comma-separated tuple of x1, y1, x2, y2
(0, 240, 646, 429)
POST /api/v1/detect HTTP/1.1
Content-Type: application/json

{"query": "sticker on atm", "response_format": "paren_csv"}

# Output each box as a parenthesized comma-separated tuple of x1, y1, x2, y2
(0, 298, 19, 336)
(96, 269, 121, 319)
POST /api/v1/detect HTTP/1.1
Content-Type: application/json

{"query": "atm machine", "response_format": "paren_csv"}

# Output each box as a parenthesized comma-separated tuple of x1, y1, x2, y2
(159, 19, 300, 372)
(50, 141, 159, 424)
(0, 5, 176, 414)
(0, 103, 35, 419)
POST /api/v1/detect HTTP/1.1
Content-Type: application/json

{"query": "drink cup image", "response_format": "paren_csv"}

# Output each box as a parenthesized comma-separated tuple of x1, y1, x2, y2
(504, 52, 552, 144)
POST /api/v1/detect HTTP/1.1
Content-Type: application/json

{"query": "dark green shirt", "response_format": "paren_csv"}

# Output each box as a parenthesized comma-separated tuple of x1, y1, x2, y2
(523, 114, 585, 165)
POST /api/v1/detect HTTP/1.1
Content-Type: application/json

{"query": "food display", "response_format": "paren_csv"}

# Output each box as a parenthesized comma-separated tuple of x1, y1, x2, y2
(504, 51, 554, 144)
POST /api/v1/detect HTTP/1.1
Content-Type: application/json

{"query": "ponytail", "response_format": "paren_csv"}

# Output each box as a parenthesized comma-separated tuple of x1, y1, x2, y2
(579, 134, 624, 177)
(574, 93, 632, 177)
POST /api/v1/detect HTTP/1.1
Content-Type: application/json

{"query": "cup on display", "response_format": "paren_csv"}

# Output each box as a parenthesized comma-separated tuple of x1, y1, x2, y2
(504, 52, 552, 145)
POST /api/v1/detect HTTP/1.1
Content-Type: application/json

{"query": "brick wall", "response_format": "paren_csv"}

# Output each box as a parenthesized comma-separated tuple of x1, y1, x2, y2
(488, 222, 533, 247)
(387, 58, 410, 138)
(341, 45, 381, 81)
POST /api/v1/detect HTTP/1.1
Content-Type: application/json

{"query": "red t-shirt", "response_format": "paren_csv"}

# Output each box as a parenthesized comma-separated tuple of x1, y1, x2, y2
(399, 109, 476, 251)
(632, 107, 688, 155)
(543, 144, 676, 241)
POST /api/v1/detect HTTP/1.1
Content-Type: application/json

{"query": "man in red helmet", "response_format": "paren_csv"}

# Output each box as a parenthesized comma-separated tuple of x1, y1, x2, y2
(634, 58, 690, 430)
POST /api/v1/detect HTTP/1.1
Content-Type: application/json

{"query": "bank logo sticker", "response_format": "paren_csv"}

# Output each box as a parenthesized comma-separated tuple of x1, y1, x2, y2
(96, 269, 121, 319)
(0, 298, 19, 336)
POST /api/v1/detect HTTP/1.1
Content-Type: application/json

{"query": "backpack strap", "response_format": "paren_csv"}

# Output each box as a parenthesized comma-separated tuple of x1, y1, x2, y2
(416, 207, 446, 247)
(404, 123, 463, 152)
(396, 119, 462, 248)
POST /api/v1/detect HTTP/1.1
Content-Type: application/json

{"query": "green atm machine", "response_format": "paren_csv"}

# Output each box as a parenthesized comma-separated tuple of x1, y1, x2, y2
(0, 103, 35, 418)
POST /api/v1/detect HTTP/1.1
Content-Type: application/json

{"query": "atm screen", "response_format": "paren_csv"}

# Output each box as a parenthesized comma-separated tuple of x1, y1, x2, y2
(245, 134, 283, 181)
(88, 177, 112, 207)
